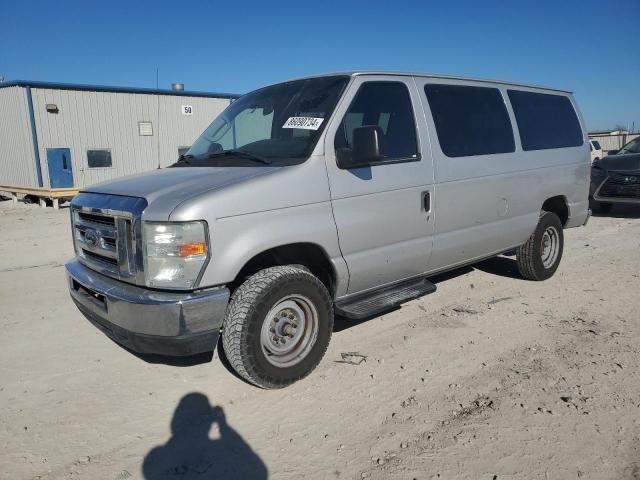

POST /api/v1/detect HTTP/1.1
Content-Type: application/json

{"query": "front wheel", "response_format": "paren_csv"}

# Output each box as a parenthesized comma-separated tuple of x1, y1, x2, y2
(516, 211, 564, 281)
(221, 266, 333, 389)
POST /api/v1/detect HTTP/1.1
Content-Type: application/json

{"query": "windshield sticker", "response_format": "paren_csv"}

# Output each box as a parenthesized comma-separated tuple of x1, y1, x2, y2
(282, 117, 324, 130)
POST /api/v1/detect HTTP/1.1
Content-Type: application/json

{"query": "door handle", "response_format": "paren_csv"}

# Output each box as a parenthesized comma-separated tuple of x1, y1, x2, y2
(422, 191, 431, 213)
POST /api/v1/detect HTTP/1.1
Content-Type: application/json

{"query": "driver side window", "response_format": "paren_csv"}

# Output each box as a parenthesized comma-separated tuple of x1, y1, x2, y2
(335, 82, 419, 161)
(216, 108, 275, 150)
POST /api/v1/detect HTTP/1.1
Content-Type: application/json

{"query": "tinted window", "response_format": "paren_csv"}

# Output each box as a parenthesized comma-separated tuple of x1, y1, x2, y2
(87, 149, 112, 168)
(592, 140, 601, 150)
(508, 90, 583, 151)
(178, 146, 190, 157)
(335, 82, 418, 160)
(424, 84, 515, 158)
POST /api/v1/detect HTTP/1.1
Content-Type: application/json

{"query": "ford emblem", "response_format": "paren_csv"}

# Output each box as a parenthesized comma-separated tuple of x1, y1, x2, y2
(84, 229, 99, 248)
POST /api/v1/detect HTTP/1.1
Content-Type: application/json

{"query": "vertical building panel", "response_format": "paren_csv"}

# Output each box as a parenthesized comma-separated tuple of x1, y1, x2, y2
(0, 87, 38, 187)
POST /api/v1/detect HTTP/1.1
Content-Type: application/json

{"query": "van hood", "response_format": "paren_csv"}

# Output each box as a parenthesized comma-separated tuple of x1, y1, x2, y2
(598, 153, 640, 173)
(82, 167, 279, 216)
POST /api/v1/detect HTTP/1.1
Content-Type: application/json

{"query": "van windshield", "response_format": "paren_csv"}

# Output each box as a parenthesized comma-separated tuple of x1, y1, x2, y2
(173, 76, 349, 168)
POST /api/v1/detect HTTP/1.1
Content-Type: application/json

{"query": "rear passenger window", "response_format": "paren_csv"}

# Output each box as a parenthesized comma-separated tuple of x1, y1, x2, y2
(507, 90, 583, 151)
(335, 82, 419, 161)
(424, 84, 515, 157)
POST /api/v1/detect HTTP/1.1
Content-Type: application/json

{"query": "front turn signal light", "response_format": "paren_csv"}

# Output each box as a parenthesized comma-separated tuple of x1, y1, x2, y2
(179, 242, 207, 257)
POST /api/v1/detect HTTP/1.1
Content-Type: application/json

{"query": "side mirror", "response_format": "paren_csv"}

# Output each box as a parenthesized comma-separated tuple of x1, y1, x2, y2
(337, 125, 384, 169)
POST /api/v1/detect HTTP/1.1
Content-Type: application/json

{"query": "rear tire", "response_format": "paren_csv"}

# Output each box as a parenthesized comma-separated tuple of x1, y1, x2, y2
(516, 211, 564, 281)
(221, 266, 333, 389)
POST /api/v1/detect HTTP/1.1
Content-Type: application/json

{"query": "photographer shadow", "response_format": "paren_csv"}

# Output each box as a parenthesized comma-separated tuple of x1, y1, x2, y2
(143, 393, 267, 479)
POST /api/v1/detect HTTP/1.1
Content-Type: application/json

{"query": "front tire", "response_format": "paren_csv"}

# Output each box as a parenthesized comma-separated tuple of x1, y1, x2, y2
(516, 211, 564, 281)
(221, 266, 333, 389)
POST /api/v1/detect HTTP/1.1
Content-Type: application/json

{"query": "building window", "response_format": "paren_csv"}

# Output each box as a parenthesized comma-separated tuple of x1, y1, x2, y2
(507, 90, 583, 151)
(87, 149, 113, 168)
(424, 84, 515, 158)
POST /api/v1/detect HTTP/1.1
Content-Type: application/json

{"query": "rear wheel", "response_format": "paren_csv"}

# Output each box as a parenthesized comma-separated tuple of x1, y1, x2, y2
(221, 266, 333, 389)
(516, 211, 564, 281)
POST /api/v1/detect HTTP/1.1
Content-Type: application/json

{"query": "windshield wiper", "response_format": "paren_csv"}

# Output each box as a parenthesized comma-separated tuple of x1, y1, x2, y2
(175, 154, 194, 165)
(207, 149, 272, 165)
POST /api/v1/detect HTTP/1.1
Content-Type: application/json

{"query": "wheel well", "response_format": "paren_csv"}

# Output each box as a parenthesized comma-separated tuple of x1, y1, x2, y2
(542, 196, 569, 226)
(231, 243, 336, 295)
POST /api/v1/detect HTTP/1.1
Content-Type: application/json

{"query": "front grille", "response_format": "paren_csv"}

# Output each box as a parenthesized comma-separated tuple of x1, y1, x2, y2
(599, 173, 640, 199)
(78, 211, 116, 226)
(71, 193, 147, 285)
(71, 203, 139, 283)
(82, 248, 119, 267)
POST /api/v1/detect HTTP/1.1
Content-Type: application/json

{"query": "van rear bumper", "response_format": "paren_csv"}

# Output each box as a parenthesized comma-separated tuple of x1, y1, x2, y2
(65, 260, 229, 356)
(566, 199, 590, 228)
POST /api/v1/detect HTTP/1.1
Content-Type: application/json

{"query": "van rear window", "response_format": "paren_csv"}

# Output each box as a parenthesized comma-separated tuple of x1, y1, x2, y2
(424, 84, 515, 158)
(507, 90, 583, 151)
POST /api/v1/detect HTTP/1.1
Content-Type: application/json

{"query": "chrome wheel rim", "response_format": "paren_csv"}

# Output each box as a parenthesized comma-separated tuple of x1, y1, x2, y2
(541, 226, 560, 269)
(260, 295, 319, 368)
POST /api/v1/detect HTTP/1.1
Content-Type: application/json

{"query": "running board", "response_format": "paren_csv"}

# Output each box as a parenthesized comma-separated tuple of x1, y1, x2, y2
(335, 277, 437, 320)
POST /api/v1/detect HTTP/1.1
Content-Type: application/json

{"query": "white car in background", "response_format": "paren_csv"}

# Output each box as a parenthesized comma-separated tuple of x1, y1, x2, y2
(590, 139, 603, 163)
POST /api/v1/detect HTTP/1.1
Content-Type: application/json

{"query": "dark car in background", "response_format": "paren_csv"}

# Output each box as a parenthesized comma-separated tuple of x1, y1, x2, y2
(590, 136, 640, 213)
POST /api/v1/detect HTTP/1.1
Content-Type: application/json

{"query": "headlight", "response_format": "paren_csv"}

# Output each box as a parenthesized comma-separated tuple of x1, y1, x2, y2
(143, 221, 209, 290)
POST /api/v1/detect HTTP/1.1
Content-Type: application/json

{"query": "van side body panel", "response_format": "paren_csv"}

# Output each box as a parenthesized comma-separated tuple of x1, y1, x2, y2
(414, 77, 589, 272)
(170, 157, 350, 296)
(322, 75, 436, 295)
(170, 75, 589, 300)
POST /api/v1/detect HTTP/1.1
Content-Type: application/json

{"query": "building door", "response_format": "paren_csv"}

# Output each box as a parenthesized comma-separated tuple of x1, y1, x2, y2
(46, 148, 74, 188)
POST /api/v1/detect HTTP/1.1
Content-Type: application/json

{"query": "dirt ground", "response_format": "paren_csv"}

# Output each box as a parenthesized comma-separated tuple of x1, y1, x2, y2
(1, 200, 639, 480)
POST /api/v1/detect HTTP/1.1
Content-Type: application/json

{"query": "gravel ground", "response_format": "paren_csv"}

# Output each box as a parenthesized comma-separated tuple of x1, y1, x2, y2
(1, 200, 639, 480)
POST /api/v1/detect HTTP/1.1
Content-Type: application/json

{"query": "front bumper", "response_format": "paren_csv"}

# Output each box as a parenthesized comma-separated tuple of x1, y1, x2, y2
(66, 260, 230, 356)
(592, 174, 640, 205)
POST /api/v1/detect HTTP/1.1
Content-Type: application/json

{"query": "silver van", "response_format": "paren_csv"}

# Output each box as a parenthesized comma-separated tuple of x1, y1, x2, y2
(66, 72, 590, 388)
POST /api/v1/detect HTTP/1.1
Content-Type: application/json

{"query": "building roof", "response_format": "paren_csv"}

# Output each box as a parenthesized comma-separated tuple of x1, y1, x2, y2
(588, 129, 630, 136)
(0, 80, 240, 99)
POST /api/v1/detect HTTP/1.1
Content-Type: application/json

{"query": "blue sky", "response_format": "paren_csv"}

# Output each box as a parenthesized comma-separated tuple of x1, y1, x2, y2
(1, 0, 638, 131)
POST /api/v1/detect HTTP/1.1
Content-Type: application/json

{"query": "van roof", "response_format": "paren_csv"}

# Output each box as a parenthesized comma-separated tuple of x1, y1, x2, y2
(290, 71, 572, 94)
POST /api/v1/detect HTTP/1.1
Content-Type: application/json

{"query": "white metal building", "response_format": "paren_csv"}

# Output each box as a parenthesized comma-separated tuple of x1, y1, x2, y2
(588, 130, 639, 153)
(0, 80, 238, 195)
